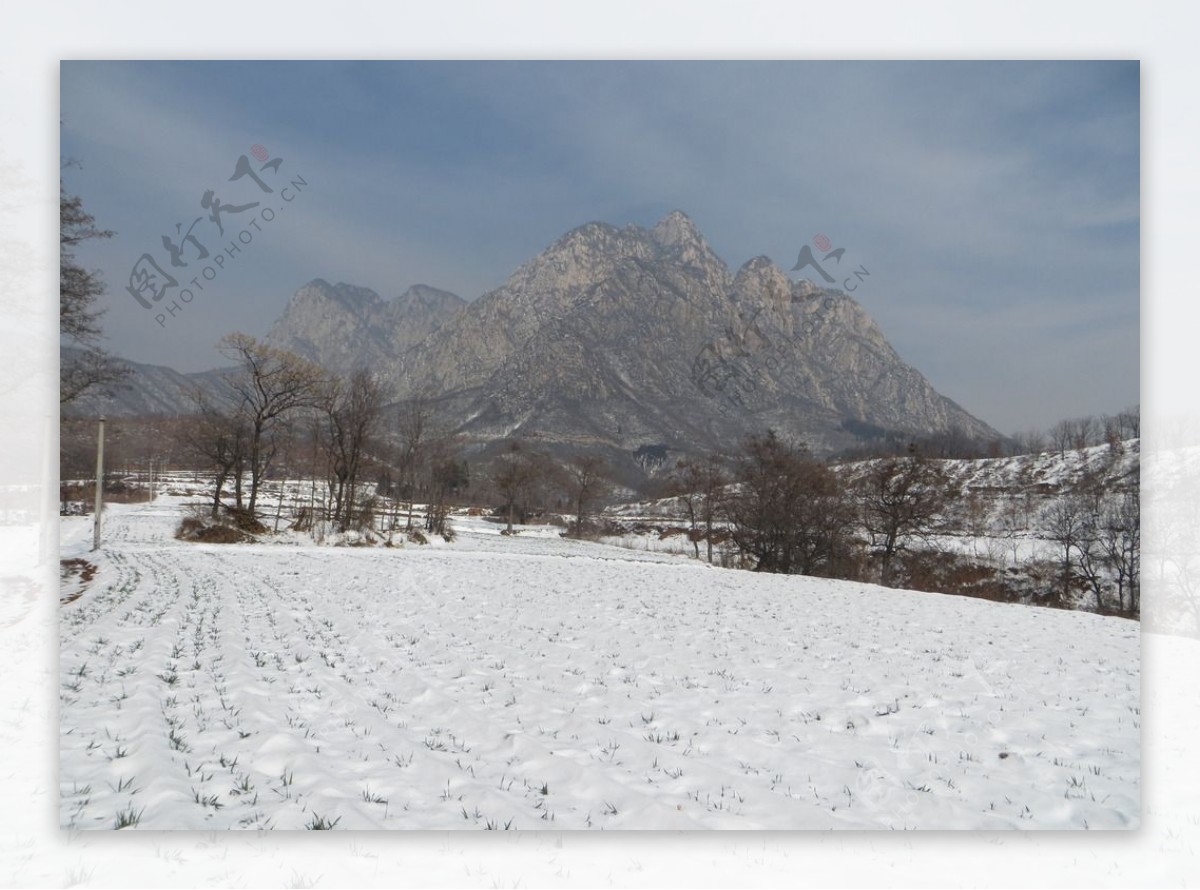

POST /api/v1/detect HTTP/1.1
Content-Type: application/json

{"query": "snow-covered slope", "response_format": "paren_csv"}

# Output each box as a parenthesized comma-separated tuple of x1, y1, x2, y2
(59, 499, 1138, 830)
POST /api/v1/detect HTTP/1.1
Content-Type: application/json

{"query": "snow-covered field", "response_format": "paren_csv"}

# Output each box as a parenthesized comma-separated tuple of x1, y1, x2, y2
(59, 498, 1139, 830)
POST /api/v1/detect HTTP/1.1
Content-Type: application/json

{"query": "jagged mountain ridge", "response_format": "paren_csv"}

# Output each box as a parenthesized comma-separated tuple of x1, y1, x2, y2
(60, 347, 238, 418)
(68, 212, 1000, 473)
(382, 211, 998, 458)
(265, 279, 465, 375)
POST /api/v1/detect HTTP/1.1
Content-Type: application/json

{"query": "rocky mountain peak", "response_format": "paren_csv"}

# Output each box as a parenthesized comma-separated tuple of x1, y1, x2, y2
(644, 210, 729, 298)
(293, 279, 383, 315)
(540, 221, 628, 264)
(266, 278, 463, 375)
(732, 255, 795, 323)
(395, 284, 466, 314)
(734, 255, 792, 292)
(500, 221, 659, 311)
(265, 211, 998, 471)
(651, 210, 703, 249)
(792, 277, 822, 300)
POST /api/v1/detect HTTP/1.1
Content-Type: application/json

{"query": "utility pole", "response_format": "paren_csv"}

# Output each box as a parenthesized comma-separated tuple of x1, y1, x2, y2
(92, 416, 105, 551)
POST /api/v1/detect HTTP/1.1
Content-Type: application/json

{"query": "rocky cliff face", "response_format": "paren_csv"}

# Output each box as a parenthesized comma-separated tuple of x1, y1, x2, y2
(384, 211, 998, 462)
(80, 212, 999, 475)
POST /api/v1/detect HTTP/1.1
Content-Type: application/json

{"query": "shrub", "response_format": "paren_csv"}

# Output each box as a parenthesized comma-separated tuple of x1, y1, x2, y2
(192, 525, 252, 544)
(176, 516, 205, 539)
(223, 506, 268, 535)
(175, 508, 255, 544)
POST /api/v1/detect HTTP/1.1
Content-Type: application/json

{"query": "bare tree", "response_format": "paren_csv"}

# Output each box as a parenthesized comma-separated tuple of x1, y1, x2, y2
(1100, 487, 1140, 616)
(319, 369, 385, 532)
(1009, 428, 1046, 456)
(1043, 495, 1089, 607)
(60, 175, 130, 405)
(563, 454, 611, 537)
(1117, 405, 1140, 440)
(997, 494, 1027, 567)
(727, 432, 855, 576)
(1048, 419, 1074, 460)
(1101, 414, 1126, 454)
(1073, 416, 1098, 452)
(181, 388, 249, 518)
(424, 435, 469, 538)
(491, 441, 544, 533)
(855, 455, 948, 587)
(218, 333, 323, 514)
(962, 490, 990, 560)
(670, 454, 729, 563)
(1067, 471, 1140, 616)
(394, 390, 437, 530)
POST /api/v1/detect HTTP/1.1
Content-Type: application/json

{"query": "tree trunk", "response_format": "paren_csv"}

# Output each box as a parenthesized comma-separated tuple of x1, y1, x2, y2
(211, 471, 227, 519)
(248, 420, 264, 514)
(880, 532, 898, 587)
(234, 464, 244, 510)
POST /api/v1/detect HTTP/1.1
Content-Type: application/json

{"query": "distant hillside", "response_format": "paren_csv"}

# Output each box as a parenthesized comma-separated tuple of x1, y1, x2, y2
(614, 439, 1140, 522)
(607, 439, 1140, 612)
(60, 347, 236, 418)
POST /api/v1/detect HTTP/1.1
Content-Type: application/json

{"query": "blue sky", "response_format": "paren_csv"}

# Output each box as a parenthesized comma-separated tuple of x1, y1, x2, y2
(60, 60, 1139, 434)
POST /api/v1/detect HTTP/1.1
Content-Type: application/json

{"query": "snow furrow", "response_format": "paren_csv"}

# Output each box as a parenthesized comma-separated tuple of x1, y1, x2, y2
(59, 500, 1140, 830)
